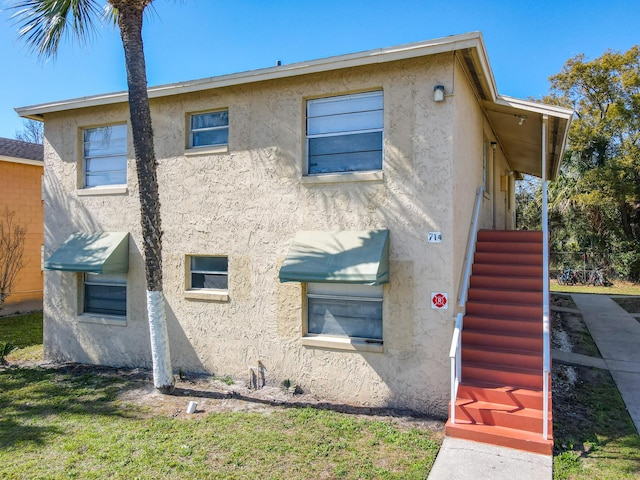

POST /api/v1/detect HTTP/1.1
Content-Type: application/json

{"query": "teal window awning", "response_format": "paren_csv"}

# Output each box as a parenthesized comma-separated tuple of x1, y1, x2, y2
(44, 232, 129, 274)
(279, 229, 389, 285)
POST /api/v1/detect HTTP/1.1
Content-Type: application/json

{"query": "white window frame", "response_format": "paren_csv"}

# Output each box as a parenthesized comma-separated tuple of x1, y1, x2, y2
(305, 91, 383, 175)
(188, 110, 229, 149)
(82, 124, 127, 189)
(304, 283, 383, 349)
(184, 255, 229, 302)
(82, 272, 127, 318)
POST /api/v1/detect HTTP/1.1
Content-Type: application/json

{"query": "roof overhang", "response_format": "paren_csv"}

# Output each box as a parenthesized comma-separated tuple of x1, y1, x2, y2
(15, 31, 573, 179)
(484, 96, 573, 180)
(15, 31, 487, 119)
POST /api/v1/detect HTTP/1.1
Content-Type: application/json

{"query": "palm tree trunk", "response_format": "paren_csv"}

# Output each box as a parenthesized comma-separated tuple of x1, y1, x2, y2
(113, 0, 173, 393)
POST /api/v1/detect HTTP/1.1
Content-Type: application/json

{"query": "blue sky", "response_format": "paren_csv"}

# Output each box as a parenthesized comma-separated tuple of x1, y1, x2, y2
(0, 0, 638, 139)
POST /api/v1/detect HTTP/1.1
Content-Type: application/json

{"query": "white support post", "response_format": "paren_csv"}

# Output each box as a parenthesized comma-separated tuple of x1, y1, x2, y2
(542, 115, 551, 440)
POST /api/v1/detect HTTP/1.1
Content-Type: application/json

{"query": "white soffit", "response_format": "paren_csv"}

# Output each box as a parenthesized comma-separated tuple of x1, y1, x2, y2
(484, 96, 573, 179)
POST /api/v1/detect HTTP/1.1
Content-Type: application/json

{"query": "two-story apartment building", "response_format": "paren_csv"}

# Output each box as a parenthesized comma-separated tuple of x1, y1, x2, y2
(18, 32, 571, 419)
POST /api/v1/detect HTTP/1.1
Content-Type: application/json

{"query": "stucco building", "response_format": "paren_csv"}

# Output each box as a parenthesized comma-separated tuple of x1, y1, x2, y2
(0, 137, 44, 307)
(18, 32, 571, 420)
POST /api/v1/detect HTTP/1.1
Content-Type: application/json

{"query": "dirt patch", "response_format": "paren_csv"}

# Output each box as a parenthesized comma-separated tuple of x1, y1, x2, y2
(551, 294, 601, 357)
(613, 296, 640, 316)
(550, 293, 578, 310)
(37, 362, 445, 433)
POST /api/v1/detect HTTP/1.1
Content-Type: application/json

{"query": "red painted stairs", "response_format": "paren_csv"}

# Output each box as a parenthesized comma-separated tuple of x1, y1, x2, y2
(445, 230, 553, 454)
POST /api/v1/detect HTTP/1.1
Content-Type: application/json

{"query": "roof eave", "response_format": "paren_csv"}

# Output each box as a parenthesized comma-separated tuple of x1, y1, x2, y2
(16, 31, 488, 118)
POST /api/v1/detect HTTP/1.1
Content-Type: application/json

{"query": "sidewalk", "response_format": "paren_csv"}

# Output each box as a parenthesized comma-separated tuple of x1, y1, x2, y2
(570, 294, 640, 434)
(428, 293, 640, 479)
(0, 299, 42, 317)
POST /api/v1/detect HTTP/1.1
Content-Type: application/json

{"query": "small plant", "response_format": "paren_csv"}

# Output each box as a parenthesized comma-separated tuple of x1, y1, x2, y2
(214, 375, 234, 386)
(0, 341, 17, 364)
(280, 379, 302, 395)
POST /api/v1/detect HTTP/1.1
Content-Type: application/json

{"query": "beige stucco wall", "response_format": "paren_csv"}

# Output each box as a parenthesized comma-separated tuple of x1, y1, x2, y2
(42, 54, 488, 415)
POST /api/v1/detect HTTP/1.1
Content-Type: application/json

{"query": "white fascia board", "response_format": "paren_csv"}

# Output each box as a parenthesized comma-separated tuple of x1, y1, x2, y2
(16, 32, 488, 119)
(0, 156, 44, 167)
(496, 95, 574, 120)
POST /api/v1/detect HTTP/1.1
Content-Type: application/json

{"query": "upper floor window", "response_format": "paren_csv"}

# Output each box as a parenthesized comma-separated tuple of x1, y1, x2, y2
(306, 91, 383, 175)
(189, 110, 229, 148)
(83, 124, 127, 187)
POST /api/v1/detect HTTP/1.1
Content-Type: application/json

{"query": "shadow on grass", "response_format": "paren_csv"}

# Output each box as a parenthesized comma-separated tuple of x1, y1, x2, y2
(170, 386, 438, 422)
(553, 364, 640, 477)
(0, 365, 139, 449)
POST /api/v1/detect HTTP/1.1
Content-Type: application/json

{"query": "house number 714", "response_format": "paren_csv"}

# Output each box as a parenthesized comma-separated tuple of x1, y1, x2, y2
(428, 232, 442, 243)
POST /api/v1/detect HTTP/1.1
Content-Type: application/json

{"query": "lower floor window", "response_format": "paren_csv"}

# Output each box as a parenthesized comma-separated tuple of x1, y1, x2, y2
(83, 272, 126, 316)
(307, 283, 382, 340)
(188, 255, 228, 291)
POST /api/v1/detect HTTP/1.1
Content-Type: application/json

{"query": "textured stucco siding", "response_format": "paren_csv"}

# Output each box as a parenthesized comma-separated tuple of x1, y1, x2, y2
(43, 54, 474, 415)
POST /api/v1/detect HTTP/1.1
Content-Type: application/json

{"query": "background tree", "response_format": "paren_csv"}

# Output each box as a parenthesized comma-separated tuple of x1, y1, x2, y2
(0, 208, 26, 310)
(15, 119, 44, 144)
(12, 0, 174, 392)
(544, 46, 640, 280)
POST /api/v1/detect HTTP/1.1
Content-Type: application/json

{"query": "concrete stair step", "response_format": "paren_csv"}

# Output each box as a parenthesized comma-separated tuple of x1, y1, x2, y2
(457, 382, 548, 410)
(475, 241, 543, 255)
(465, 301, 542, 320)
(462, 362, 543, 389)
(467, 288, 543, 306)
(462, 329, 542, 352)
(454, 399, 551, 434)
(463, 315, 542, 335)
(474, 251, 542, 266)
(445, 420, 553, 454)
(462, 344, 543, 370)
(477, 230, 543, 244)
(470, 275, 542, 292)
(472, 263, 543, 278)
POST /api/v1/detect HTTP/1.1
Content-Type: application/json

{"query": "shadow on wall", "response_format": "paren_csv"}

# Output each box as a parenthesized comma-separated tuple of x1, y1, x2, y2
(42, 149, 206, 374)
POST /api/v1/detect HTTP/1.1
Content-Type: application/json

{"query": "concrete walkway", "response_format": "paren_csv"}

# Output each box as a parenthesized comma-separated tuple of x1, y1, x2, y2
(428, 293, 640, 479)
(570, 294, 640, 434)
(0, 299, 42, 317)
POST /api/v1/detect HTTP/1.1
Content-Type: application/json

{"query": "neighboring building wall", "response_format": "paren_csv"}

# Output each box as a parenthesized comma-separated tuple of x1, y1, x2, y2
(43, 54, 486, 415)
(0, 158, 43, 305)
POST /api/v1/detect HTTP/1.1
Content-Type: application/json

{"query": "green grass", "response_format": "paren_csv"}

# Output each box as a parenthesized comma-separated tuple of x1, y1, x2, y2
(553, 366, 640, 479)
(0, 366, 440, 479)
(551, 280, 640, 296)
(0, 311, 43, 348)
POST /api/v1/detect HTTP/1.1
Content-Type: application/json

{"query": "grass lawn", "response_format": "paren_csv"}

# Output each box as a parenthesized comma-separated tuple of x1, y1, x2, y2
(553, 365, 640, 479)
(551, 280, 640, 296)
(0, 311, 43, 348)
(0, 313, 441, 479)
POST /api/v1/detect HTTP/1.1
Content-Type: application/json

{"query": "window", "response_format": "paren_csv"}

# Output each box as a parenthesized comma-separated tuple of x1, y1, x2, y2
(188, 256, 228, 291)
(189, 111, 229, 148)
(306, 91, 383, 174)
(83, 272, 126, 316)
(83, 124, 127, 187)
(306, 283, 382, 341)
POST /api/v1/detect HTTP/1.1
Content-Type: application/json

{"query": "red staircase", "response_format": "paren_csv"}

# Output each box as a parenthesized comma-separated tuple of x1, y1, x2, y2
(446, 230, 553, 454)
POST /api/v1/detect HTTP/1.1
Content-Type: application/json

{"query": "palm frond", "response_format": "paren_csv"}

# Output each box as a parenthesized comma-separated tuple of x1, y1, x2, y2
(10, 0, 103, 59)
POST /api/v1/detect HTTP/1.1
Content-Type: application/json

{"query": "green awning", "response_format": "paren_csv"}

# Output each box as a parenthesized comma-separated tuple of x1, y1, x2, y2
(44, 232, 129, 274)
(279, 229, 389, 285)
